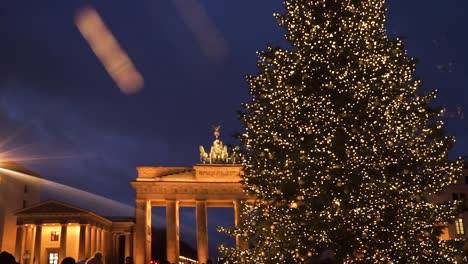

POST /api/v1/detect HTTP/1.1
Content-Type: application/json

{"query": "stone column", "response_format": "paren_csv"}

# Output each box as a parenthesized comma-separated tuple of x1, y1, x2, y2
(34, 225, 42, 264)
(105, 230, 112, 264)
(100, 230, 105, 262)
(85, 225, 91, 258)
(100, 229, 105, 252)
(15, 225, 25, 261)
(78, 224, 87, 260)
(134, 200, 151, 264)
(24, 225, 34, 264)
(234, 200, 248, 249)
(96, 228, 101, 252)
(125, 233, 132, 258)
(196, 200, 208, 264)
(166, 200, 180, 263)
(59, 224, 68, 261)
(112, 234, 116, 264)
(146, 201, 152, 264)
(114, 233, 121, 264)
(90, 226, 96, 255)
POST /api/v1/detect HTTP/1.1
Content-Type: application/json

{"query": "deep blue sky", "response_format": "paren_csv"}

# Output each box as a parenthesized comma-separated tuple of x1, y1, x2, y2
(1, 0, 467, 257)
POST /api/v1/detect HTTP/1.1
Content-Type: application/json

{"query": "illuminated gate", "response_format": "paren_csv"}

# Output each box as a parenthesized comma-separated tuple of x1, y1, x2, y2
(132, 129, 251, 264)
(132, 164, 251, 264)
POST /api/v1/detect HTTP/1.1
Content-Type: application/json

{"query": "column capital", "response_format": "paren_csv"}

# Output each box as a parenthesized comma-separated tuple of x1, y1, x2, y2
(135, 199, 150, 204)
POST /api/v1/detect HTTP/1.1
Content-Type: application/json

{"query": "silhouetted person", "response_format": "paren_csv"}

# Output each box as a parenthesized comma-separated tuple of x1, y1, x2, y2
(61, 257, 76, 264)
(207, 259, 213, 264)
(0, 251, 17, 264)
(76, 257, 88, 264)
(124, 256, 133, 264)
(85, 252, 103, 264)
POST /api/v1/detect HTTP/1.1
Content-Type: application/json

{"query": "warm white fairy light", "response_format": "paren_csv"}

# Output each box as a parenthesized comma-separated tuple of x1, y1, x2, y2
(219, 0, 464, 263)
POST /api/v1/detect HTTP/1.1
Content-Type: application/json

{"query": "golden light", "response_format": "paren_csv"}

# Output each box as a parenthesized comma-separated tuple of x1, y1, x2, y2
(218, 0, 464, 263)
(75, 6, 144, 94)
(0, 142, 79, 165)
(289, 202, 298, 209)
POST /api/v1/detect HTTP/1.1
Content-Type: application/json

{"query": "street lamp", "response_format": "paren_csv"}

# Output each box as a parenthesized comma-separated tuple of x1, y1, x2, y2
(23, 250, 30, 264)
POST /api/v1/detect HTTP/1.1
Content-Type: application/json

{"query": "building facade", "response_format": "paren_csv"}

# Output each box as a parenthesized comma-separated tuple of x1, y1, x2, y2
(14, 200, 134, 264)
(429, 161, 468, 240)
(0, 161, 41, 254)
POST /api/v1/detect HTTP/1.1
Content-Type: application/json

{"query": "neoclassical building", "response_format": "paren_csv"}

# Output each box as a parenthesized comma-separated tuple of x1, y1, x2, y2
(428, 162, 468, 240)
(0, 161, 41, 255)
(13, 200, 134, 264)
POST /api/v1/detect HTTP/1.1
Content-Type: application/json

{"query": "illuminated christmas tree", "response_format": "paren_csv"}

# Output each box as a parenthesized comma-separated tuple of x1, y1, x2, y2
(220, 0, 464, 263)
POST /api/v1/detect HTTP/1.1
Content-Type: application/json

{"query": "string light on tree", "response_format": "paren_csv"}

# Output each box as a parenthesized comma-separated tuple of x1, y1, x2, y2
(219, 0, 464, 263)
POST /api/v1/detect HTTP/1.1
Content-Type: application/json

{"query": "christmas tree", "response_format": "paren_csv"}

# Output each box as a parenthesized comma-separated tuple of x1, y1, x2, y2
(220, 0, 464, 263)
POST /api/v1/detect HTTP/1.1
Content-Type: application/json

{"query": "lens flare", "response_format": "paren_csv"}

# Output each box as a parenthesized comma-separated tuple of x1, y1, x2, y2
(0, 142, 81, 165)
(75, 6, 144, 94)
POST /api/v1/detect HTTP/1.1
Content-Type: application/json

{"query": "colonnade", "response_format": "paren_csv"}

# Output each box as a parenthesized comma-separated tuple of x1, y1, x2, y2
(134, 199, 246, 264)
(14, 223, 131, 264)
(78, 224, 110, 261)
(132, 164, 250, 264)
(14, 224, 35, 264)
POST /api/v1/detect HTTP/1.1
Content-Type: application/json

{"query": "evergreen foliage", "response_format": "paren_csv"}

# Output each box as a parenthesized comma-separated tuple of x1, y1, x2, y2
(220, 0, 464, 263)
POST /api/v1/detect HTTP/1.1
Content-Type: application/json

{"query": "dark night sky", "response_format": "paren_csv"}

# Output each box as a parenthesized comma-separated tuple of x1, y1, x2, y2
(1, 0, 467, 258)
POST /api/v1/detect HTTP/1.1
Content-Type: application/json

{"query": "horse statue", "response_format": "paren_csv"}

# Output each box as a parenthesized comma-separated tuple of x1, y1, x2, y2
(199, 125, 239, 164)
(230, 146, 240, 164)
(209, 139, 229, 163)
(199, 146, 209, 163)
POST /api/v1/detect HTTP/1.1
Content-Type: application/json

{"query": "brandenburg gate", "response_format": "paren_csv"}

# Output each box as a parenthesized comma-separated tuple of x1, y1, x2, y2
(131, 127, 251, 264)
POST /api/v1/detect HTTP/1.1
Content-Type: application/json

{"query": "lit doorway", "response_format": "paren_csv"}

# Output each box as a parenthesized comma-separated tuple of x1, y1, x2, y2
(46, 249, 59, 264)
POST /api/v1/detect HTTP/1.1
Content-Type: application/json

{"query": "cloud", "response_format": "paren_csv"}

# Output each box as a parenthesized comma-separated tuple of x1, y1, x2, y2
(0, 82, 170, 205)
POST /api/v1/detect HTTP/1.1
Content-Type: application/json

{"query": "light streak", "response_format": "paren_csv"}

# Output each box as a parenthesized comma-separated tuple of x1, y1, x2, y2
(0, 167, 136, 217)
(0, 143, 81, 165)
(75, 6, 144, 94)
